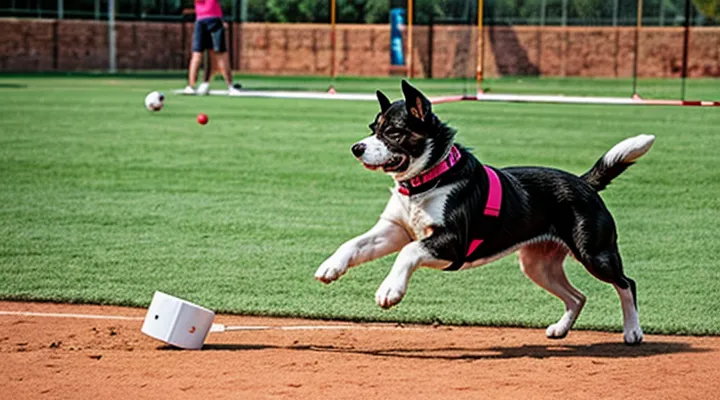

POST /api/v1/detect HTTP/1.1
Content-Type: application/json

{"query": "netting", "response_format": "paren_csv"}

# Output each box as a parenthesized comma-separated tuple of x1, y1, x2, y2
(424, 0, 720, 102)
(2, 0, 717, 104)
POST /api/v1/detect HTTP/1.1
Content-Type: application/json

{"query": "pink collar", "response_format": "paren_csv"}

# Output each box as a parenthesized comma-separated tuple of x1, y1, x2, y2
(398, 146, 462, 196)
(394, 145, 502, 222)
(409, 146, 462, 187)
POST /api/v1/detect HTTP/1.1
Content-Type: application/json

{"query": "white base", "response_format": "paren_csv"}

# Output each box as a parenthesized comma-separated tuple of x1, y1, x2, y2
(141, 291, 215, 350)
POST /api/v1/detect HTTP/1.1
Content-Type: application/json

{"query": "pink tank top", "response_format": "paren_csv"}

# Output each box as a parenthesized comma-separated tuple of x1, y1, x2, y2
(195, 0, 223, 20)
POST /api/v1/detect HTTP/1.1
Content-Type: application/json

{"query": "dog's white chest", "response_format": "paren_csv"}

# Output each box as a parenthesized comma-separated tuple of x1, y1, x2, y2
(408, 202, 437, 240)
(398, 185, 455, 241)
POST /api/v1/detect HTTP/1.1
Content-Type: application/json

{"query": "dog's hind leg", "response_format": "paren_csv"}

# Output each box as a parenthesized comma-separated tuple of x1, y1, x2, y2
(519, 241, 586, 339)
(576, 247, 643, 345)
(615, 277, 643, 345)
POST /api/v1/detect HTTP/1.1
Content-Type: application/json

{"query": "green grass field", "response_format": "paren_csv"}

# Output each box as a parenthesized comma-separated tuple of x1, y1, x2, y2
(1, 74, 719, 336)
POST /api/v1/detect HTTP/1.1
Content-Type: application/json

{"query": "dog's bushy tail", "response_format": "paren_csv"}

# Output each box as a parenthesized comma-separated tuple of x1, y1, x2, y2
(581, 134, 655, 192)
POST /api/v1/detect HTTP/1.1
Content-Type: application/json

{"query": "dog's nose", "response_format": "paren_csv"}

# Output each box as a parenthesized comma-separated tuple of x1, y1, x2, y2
(351, 143, 366, 157)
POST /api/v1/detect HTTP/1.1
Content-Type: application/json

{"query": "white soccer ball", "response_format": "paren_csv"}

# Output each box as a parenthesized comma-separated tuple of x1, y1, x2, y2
(144, 91, 165, 112)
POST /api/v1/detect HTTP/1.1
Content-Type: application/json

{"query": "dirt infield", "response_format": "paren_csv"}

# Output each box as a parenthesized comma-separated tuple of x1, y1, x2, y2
(1, 301, 719, 400)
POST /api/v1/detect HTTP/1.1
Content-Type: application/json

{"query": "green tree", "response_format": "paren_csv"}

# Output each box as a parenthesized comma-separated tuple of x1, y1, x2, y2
(265, 0, 328, 22)
(364, 0, 390, 23)
(693, 0, 719, 19)
(572, 0, 612, 21)
(246, 0, 268, 21)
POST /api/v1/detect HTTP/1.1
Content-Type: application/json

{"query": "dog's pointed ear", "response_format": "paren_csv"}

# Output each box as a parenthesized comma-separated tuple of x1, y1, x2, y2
(376, 90, 392, 113)
(401, 79, 431, 122)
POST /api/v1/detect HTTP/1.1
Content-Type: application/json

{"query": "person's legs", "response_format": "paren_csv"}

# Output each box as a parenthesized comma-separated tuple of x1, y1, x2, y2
(214, 52, 233, 87)
(188, 52, 203, 87)
(207, 18, 241, 93)
(186, 19, 212, 93)
(202, 52, 214, 83)
(196, 52, 213, 95)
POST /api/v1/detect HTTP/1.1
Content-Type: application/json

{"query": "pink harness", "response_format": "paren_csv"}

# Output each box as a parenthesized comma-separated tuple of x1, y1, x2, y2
(466, 166, 502, 256)
(397, 146, 503, 258)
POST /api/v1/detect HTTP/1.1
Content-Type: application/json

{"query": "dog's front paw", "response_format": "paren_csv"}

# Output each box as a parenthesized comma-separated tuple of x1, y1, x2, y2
(375, 278, 407, 309)
(314, 258, 348, 284)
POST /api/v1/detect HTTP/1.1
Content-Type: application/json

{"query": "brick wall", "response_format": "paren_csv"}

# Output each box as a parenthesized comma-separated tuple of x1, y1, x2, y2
(0, 18, 190, 72)
(1, 18, 719, 78)
(0, 18, 55, 70)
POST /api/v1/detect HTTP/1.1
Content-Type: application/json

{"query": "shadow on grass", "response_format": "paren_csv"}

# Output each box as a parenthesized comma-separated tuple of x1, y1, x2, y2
(0, 83, 27, 89)
(186, 341, 709, 360)
(0, 72, 188, 79)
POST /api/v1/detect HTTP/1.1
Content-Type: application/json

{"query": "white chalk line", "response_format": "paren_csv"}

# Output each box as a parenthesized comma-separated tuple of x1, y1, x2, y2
(211, 323, 425, 333)
(0, 310, 144, 321)
(173, 88, 720, 107)
(0, 310, 428, 332)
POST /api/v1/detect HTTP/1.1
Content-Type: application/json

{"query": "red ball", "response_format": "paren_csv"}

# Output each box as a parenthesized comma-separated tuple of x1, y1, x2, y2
(197, 113, 209, 125)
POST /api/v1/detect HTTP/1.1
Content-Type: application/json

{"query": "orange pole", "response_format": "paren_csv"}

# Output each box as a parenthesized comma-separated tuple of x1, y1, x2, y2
(330, 0, 337, 82)
(407, 0, 413, 78)
(476, 0, 484, 95)
(631, 0, 643, 97)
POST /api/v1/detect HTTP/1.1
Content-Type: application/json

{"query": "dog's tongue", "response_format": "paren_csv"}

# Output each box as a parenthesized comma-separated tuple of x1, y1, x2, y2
(361, 155, 406, 172)
(362, 163, 381, 171)
(382, 155, 407, 172)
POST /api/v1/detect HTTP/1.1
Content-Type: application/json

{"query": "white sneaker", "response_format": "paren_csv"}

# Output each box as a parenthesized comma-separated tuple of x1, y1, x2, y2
(227, 83, 242, 95)
(182, 85, 195, 95)
(196, 82, 210, 96)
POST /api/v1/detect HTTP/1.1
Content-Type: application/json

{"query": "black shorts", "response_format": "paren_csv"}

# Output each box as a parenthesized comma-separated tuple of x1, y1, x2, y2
(192, 17, 226, 53)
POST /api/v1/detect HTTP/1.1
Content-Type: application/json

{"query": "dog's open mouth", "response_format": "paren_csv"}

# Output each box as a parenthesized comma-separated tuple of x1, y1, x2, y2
(382, 155, 409, 172)
(363, 155, 408, 173)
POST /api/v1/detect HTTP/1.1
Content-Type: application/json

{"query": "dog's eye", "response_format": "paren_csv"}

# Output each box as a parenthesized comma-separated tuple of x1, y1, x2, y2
(385, 131, 404, 141)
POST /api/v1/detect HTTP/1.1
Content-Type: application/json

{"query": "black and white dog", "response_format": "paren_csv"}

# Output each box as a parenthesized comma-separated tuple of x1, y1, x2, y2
(315, 80, 654, 345)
